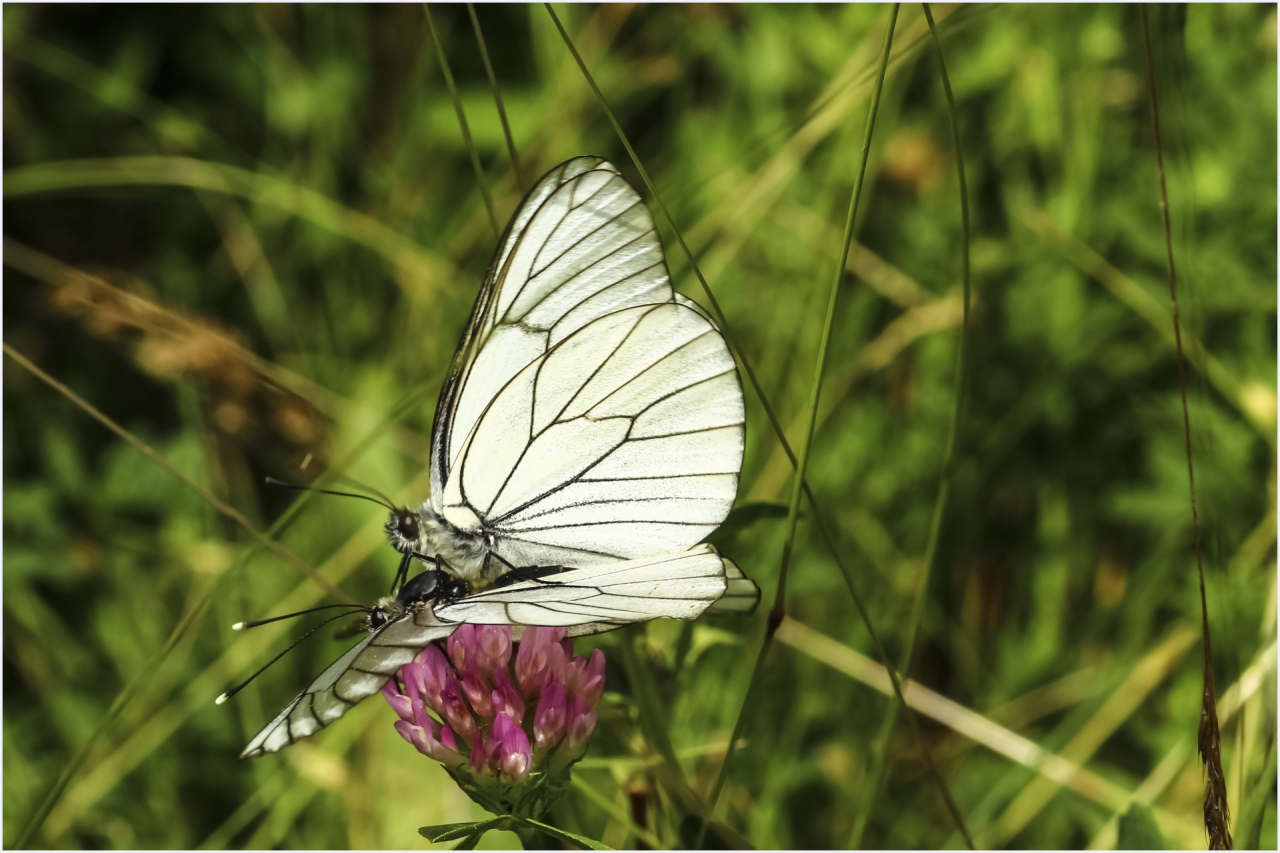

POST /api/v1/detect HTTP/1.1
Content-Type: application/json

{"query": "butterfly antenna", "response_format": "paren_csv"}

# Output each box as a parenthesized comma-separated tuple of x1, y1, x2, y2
(265, 477, 394, 511)
(215, 609, 368, 705)
(331, 473, 398, 510)
(230, 602, 368, 631)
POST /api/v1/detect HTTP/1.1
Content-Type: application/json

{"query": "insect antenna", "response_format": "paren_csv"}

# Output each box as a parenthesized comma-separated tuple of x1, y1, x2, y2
(329, 473, 398, 510)
(264, 477, 394, 511)
(215, 607, 368, 705)
(230, 602, 369, 631)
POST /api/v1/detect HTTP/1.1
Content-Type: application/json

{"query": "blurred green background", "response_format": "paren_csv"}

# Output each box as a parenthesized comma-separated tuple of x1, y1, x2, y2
(3, 3, 1276, 849)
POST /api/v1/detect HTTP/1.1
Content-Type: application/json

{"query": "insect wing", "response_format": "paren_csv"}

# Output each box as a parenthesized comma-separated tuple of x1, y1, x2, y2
(708, 558, 761, 614)
(240, 617, 455, 758)
(439, 300, 745, 570)
(431, 157, 687, 506)
(432, 544, 753, 634)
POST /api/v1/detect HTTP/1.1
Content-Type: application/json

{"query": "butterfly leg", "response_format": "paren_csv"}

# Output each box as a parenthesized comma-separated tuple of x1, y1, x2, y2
(389, 552, 413, 595)
(486, 551, 570, 589)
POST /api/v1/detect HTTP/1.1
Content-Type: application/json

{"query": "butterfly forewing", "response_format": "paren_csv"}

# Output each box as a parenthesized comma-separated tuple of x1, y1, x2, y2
(439, 300, 744, 571)
(239, 619, 454, 758)
(430, 157, 693, 513)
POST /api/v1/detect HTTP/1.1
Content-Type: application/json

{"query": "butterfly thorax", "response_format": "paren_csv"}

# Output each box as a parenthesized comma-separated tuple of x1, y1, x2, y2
(390, 503, 497, 586)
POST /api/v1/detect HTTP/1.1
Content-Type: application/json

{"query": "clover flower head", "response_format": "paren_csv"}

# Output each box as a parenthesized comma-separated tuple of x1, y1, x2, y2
(383, 625, 606, 817)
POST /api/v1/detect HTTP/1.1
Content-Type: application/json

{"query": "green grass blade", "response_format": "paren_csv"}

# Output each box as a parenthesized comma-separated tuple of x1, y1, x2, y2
(3, 157, 446, 294)
(701, 8, 904, 844)
(545, 5, 975, 846)
(569, 775, 666, 851)
(517, 816, 614, 850)
(467, 3, 525, 192)
(423, 3, 499, 238)
(850, 4, 975, 846)
(2, 344, 349, 603)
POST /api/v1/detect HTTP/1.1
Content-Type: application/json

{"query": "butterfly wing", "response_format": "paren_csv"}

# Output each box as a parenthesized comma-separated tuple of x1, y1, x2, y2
(432, 157, 682, 504)
(239, 617, 456, 758)
(709, 558, 762, 614)
(432, 544, 755, 637)
(240, 547, 758, 757)
(439, 299, 745, 571)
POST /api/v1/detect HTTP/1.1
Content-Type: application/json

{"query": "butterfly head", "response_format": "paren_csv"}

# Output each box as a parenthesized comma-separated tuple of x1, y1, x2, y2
(385, 506, 423, 554)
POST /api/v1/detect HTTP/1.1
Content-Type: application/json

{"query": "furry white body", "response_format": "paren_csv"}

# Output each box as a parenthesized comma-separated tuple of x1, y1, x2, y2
(413, 503, 500, 585)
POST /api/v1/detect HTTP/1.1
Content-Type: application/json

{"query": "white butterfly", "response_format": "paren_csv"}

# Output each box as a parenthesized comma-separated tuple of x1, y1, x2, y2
(232, 157, 758, 757)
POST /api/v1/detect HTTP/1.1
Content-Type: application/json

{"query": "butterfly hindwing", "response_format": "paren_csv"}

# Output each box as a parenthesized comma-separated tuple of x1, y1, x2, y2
(433, 544, 749, 631)
(239, 546, 758, 756)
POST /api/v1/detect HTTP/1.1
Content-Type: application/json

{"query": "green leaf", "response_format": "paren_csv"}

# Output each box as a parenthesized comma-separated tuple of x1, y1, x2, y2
(420, 819, 506, 844)
(1117, 804, 1164, 850)
(451, 830, 487, 850)
(515, 816, 613, 850)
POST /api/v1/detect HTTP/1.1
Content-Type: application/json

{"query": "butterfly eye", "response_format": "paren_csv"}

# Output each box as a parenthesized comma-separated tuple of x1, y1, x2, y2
(399, 511, 419, 539)
(385, 510, 421, 553)
(369, 607, 388, 629)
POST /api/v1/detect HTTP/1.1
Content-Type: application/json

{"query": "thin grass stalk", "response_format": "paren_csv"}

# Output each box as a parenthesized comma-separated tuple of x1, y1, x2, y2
(772, 0, 900, 616)
(423, 3, 498, 238)
(2, 344, 351, 603)
(467, 2, 525, 192)
(851, 5, 975, 846)
(1139, 6, 1230, 849)
(545, 5, 972, 846)
(700, 5, 956, 848)
(3, 158, 447, 296)
(541, 1, 903, 635)
(1239, 735, 1275, 850)
(570, 777, 666, 850)
(704, 2, 904, 828)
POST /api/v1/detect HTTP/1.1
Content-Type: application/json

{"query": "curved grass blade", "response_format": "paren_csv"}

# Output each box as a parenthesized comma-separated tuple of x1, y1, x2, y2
(544, 5, 974, 846)
(3, 157, 447, 295)
(5, 31, 246, 163)
(467, 3, 525, 192)
(2, 344, 350, 603)
(423, 3, 498, 238)
(7, 353, 433, 847)
(850, 4, 975, 846)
